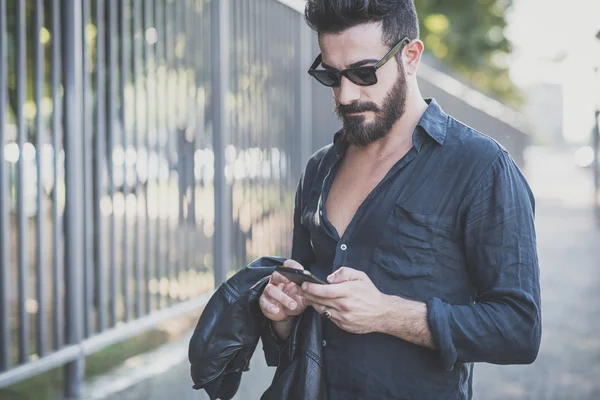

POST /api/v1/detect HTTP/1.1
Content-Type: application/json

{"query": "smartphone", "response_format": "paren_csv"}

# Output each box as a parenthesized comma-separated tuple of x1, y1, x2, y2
(275, 266, 328, 286)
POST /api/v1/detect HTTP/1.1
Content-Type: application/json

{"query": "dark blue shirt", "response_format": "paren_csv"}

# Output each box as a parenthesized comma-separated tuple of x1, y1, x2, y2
(271, 98, 541, 400)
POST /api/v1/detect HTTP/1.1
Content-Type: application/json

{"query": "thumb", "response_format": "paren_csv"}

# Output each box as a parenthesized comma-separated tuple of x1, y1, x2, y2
(327, 267, 365, 284)
(283, 259, 305, 270)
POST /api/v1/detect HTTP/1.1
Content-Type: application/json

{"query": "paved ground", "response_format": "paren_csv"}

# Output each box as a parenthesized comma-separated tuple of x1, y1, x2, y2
(472, 147, 600, 400)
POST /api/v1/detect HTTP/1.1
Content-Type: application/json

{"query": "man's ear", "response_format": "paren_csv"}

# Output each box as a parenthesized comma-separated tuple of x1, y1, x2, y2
(403, 39, 424, 75)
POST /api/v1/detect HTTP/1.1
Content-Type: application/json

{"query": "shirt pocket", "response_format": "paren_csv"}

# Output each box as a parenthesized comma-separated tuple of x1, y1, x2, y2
(373, 204, 453, 281)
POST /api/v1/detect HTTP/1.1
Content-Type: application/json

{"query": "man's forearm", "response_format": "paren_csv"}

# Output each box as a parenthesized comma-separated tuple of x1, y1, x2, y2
(377, 294, 436, 350)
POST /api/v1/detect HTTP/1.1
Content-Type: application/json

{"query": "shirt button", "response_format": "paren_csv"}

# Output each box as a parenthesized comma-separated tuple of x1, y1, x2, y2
(340, 244, 347, 251)
(322, 340, 327, 347)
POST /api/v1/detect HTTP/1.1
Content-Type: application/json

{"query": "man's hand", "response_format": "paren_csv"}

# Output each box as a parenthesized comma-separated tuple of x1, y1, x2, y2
(302, 267, 386, 334)
(259, 259, 309, 323)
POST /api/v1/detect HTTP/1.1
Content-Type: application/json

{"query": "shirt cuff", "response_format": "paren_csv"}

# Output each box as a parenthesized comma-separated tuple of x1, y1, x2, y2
(426, 297, 458, 371)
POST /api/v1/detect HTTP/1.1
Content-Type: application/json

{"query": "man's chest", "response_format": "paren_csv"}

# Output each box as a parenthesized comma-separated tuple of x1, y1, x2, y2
(325, 160, 395, 239)
(303, 159, 474, 304)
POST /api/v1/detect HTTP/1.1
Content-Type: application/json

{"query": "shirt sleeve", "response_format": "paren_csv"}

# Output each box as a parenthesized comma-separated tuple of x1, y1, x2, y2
(261, 173, 317, 366)
(426, 150, 542, 370)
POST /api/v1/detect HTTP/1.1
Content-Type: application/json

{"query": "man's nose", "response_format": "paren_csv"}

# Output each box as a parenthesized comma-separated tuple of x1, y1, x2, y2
(335, 76, 361, 105)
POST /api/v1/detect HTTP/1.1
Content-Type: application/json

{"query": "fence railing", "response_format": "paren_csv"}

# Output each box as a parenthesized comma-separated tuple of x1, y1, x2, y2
(0, 0, 317, 397)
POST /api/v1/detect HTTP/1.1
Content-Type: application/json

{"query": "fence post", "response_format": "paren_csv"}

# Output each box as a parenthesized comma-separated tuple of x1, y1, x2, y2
(298, 19, 313, 173)
(62, 0, 85, 397)
(211, 0, 231, 285)
(0, 0, 9, 373)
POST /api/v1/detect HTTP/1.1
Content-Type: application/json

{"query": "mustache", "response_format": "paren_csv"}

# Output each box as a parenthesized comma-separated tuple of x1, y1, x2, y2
(336, 102, 380, 116)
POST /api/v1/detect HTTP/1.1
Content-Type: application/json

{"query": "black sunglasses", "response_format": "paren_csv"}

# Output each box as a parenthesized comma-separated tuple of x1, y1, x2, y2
(307, 37, 410, 88)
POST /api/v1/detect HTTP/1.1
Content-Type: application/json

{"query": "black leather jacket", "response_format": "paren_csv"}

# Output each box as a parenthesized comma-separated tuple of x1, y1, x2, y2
(188, 256, 326, 400)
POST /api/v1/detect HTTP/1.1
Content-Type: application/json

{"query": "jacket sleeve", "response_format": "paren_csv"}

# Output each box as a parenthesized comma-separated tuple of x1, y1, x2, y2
(426, 151, 542, 370)
(262, 173, 317, 366)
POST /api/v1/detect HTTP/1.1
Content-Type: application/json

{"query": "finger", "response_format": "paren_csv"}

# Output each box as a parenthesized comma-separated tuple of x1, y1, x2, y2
(260, 294, 282, 315)
(302, 291, 336, 309)
(283, 259, 305, 270)
(301, 281, 344, 299)
(289, 290, 310, 309)
(265, 284, 298, 311)
(271, 271, 292, 285)
(327, 266, 366, 284)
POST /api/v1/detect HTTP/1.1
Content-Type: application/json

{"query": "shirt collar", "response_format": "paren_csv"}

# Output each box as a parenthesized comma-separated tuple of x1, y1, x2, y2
(416, 98, 447, 147)
(332, 97, 447, 154)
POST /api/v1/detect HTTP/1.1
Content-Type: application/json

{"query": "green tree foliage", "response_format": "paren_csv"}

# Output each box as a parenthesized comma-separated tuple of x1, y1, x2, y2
(415, 0, 520, 105)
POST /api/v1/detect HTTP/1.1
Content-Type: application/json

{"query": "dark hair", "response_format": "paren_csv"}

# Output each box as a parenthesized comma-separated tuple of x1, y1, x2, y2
(305, 0, 419, 48)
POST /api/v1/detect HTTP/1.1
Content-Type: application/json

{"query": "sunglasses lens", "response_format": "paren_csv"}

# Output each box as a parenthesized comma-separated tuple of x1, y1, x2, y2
(346, 69, 377, 86)
(312, 70, 340, 87)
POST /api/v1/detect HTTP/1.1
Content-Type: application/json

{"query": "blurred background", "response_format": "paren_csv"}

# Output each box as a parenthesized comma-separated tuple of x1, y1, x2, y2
(0, 0, 599, 399)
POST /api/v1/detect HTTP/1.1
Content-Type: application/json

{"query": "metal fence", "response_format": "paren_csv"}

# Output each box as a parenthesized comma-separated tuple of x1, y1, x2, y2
(0, 0, 318, 397)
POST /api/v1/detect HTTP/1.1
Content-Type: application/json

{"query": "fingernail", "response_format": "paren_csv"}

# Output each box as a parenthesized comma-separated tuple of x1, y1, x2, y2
(290, 286, 298, 294)
(289, 301, 297, 310)
(327, 274, 334, 283)
(302, 283, 308, 291)
(270, 306, 278, 314)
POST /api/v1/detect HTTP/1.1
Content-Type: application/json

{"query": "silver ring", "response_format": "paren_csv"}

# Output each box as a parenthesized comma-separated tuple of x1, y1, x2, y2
(322, 307, 332, 319)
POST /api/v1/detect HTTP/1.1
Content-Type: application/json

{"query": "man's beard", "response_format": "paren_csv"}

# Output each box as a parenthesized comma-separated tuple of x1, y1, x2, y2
(335, 70, 408, 147)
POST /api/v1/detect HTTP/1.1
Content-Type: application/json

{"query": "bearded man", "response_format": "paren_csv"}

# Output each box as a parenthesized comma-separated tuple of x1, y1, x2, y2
(258, 1, 542, 399)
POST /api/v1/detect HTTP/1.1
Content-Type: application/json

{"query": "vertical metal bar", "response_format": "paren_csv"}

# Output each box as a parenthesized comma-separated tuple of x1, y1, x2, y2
(242, 0, 250, 264)
(212, 0, 231, 285)
(62, 0, 86, 395)
(231, 0, 240, 266)
(277, 8, 284, 256)
(298, 18, 312, 176)
(51, 0, 64, 350)
(284, 11, 292, 254)
(179, 0, 187, 300)
(82, 0, 93, 339)
(108, 0, 118, 326)
(193, 0, 203, 279)
(190, 0, 197, 281)
(268, 2, 275, 255)
(284, 9, 290, 253)
(94, 0, 107, 333)
(0, 0, 10, 372)
(120, 0, 131, 322)
(143, 0, 153, 314)
(183, 0, 192, 285)
(178, 0, 187, 292)
(256, 0, 262, 255)
(34, 0, 47, 357)
(154, 0, 163, 308)
(246, 1, 258, 260)
(16, 0, 29, 365)
(163, 0, 173, 306)
(133, 0, 142, 318)
(280, 10, 286, 254)
(259, 0, 269, 257)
